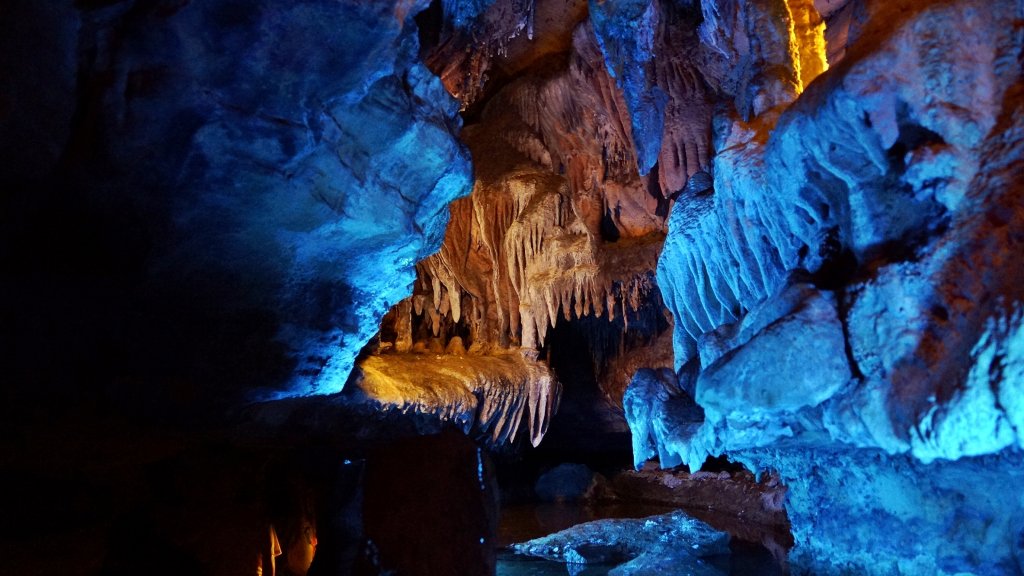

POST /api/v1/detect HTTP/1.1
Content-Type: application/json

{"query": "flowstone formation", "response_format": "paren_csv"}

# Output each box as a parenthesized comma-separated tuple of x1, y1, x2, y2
(354, 351, 560, 447)
(362, 0, 704, 441)
(622, 0, 1024, 573)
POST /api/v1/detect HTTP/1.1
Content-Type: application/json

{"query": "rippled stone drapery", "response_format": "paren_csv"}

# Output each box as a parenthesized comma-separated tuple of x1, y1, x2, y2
(631, 0, 1024, 572)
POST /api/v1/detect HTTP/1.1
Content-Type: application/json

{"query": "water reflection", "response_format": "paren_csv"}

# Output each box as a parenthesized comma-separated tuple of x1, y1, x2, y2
(43, 430, 788, 576)
(497, 550, 618, 576)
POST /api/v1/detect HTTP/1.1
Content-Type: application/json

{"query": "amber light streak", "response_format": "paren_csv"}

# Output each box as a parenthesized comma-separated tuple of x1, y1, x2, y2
(786, 0, 829, 93)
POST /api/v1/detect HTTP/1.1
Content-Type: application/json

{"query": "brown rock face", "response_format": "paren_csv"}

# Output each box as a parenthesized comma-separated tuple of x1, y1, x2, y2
(368, 0, 834, 433)
(376, 6, 708, 406)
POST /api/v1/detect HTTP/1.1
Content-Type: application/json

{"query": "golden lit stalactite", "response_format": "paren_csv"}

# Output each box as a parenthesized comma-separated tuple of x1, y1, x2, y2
(785, 0, 829, 93)
(363, 12, 679, 433)
(357, 351, 561, 447)
(385, 17, 674, 355)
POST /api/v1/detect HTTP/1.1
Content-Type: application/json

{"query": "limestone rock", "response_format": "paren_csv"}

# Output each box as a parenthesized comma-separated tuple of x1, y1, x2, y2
(643, 0, 1024, 572)
(512, 510, 730, 573)
(623, 367, 703, 469)
(381, 10, 680, 405)
(628, 283, 851, 470)
(608, 467, 791, 554)
(4, 0, 473, 403)
(247, 348, 561, 448)
(749, 449, 1024, 576)
(353, 350, 560, 447)
(697, 285, 850, 427)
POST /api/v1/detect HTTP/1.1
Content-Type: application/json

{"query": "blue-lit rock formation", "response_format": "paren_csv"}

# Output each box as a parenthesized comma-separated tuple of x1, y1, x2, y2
(513, 509, 730, 575)
(166, 1, 473, 397)
(3, 1, 471, 401)
(627, 0, 1024, 572)
(588, 0, 721, 194)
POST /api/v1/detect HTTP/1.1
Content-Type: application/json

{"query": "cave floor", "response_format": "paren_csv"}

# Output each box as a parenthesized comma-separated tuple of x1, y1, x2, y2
(497, 497, 787, 575)
(3, 402, 791, 576)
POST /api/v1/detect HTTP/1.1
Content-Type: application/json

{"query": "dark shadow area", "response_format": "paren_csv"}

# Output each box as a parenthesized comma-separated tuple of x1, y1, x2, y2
(358, 429, 499, 575)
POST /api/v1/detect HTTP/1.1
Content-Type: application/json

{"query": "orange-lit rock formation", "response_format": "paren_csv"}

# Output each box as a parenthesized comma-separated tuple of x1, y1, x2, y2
(373, 11, 681, 413)
(363, 0, 838, 436)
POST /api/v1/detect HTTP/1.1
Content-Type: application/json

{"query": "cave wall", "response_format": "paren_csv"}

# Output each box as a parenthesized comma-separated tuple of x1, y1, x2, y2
(2, 0, 473, 409)
(308, 0, 1023, 572)
(650, 0, 1024, 481)
(625, 0, 1024, 572)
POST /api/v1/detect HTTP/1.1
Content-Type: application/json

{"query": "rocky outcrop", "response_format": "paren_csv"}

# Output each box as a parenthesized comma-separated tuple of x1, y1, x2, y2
(652, 0, 1024, 462)
(246, 348, 559, 448)
(749, 449, 1024, 575)
(646, 281, 852, 470)
(3, 0, 472, 405)
(354, 350, 560, 447)
(630, 0, 1024, 572)
(607, 467, 791, 556)
(512, 510, 730, 575)
(375, 5, 696, 411)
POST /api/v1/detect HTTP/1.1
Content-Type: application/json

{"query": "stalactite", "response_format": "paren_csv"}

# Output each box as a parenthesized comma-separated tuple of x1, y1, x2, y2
(369, 9, 678, 421)
(357, 351, 561, 447)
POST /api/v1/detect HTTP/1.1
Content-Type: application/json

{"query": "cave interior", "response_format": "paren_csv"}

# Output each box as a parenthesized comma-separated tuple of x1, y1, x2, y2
(3, 0, 1024, 575)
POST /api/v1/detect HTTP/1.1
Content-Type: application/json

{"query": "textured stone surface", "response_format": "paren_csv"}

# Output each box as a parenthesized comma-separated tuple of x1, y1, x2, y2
(623, 367, 703, 469)
(653, 0, 1024, 457)
(377, 7, 685, 413)
(355, 350, 560, 447)
(738, 449, 1024, 576)
(512, 509, 730, 574)
(628, 282, 852, 470)
(4, 0, 472, 404)
(607, 467, 791, 554)
(693, 285, 851, 455)
(632, 0, 1024, 572)
(589, 0, 715, 186)
(246, 348, 559, 447)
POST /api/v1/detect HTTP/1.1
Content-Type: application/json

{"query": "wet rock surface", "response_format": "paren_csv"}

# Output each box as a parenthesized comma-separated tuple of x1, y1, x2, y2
(512, 510, 730, 575)
(607, 467, 790, 552)
(630, 0, 1024, 572)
